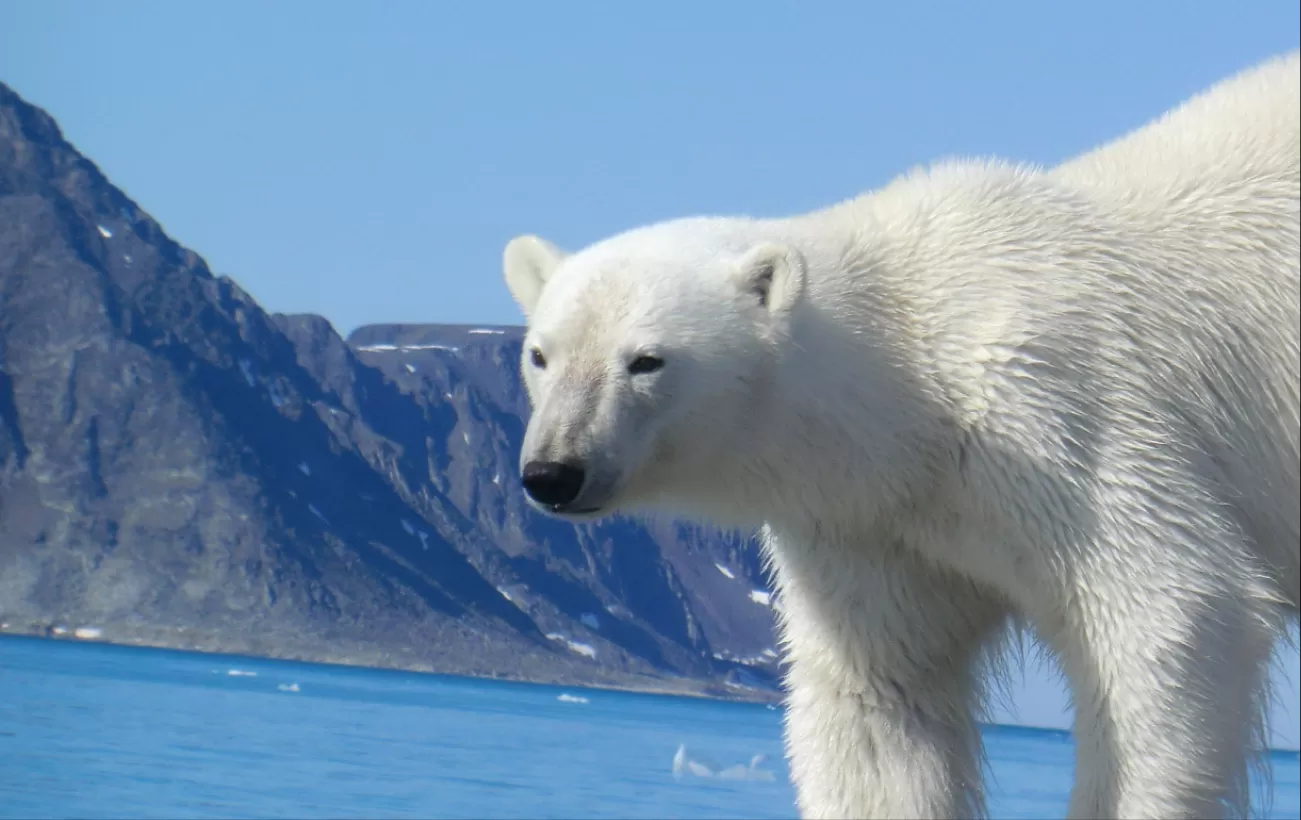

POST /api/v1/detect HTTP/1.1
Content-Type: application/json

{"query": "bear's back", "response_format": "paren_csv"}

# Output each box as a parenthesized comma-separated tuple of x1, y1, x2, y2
(1053, 50, 1299, 214)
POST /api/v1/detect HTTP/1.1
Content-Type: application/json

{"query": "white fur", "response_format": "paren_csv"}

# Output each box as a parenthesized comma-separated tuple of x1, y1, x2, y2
(503, 51, 1300, 819)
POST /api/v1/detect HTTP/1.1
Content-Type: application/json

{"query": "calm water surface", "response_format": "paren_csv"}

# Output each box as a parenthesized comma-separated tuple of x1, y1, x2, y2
(2, 636, 1297, 819)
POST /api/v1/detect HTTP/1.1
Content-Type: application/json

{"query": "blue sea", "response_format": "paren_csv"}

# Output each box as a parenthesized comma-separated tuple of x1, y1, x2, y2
(1, 635, 1297, 819)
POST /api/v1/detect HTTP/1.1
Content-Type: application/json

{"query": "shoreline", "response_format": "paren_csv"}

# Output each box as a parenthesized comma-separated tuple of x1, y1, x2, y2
(0, 627, 783, 706)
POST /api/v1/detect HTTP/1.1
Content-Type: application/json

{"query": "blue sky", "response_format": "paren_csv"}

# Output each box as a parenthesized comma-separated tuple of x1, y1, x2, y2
(3, 1, 1298, 747)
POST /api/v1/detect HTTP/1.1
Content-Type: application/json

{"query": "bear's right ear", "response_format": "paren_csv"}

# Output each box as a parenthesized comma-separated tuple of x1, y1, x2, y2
(503, 235, 567, 318)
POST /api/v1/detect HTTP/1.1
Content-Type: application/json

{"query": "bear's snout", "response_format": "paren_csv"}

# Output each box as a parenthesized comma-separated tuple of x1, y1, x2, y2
(521, 460, 587, 510)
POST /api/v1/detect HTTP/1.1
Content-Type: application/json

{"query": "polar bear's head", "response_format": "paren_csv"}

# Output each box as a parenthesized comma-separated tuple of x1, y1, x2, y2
(502, 218, 807, 521)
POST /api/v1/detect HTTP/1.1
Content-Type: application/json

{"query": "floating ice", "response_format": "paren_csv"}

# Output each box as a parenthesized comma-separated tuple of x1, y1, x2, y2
(556, 693, 589, 704)
(718, 754, 777, 781)
(97, 225, 113, 238)
(715, 563, 735, 579)
(672, 744, 776, 782)
(298, 462, 311, 476)
(749, 589, 772, 606)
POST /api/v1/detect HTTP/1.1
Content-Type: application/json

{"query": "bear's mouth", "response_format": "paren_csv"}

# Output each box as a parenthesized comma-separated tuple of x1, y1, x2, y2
(523, 495, 609, 520)
(546, 504, 607, 520)
(552, 505, 602, 515)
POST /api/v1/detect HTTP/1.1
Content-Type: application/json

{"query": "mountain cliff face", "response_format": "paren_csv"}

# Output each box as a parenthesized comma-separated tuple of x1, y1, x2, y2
(0, 81, 781, 699)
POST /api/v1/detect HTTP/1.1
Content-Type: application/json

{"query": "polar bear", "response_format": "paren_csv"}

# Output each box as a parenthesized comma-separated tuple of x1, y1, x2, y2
(501, 51, 1299, 820)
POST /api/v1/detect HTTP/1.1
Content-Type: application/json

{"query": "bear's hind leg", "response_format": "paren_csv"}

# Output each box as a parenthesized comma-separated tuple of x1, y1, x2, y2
(766, 531, 1009, 819)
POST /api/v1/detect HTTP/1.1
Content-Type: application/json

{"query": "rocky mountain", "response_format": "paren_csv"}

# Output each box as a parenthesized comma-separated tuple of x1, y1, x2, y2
(0, 81, 781, 699)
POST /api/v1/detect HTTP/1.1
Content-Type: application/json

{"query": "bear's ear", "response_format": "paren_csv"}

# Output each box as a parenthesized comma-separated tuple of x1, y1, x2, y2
(503, 235, 567, 318)
(731, 242, 807, 318)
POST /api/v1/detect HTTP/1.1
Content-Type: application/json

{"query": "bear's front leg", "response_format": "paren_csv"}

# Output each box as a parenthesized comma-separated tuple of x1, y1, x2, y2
(765, 529, 1009, 820)
(1052, 498, 1281, 820)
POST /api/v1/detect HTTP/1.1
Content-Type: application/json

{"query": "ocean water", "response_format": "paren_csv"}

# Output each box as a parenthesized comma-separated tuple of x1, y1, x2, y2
(1, 636, 1297, 820)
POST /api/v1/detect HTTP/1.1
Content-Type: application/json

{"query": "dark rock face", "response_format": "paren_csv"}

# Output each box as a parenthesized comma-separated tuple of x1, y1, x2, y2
(0, 81, 780, 698)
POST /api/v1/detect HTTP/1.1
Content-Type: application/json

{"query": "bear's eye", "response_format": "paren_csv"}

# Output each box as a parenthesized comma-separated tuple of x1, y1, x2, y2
(529, 347, 547, 369)
(628, 354, 664, 375)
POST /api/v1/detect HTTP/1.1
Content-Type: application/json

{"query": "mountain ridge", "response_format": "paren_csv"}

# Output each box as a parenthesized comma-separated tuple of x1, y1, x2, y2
(0, 80, 782, 701)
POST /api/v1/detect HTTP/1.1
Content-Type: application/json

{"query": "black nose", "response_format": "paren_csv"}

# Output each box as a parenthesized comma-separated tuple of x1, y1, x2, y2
(521, 460, 586, 508)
